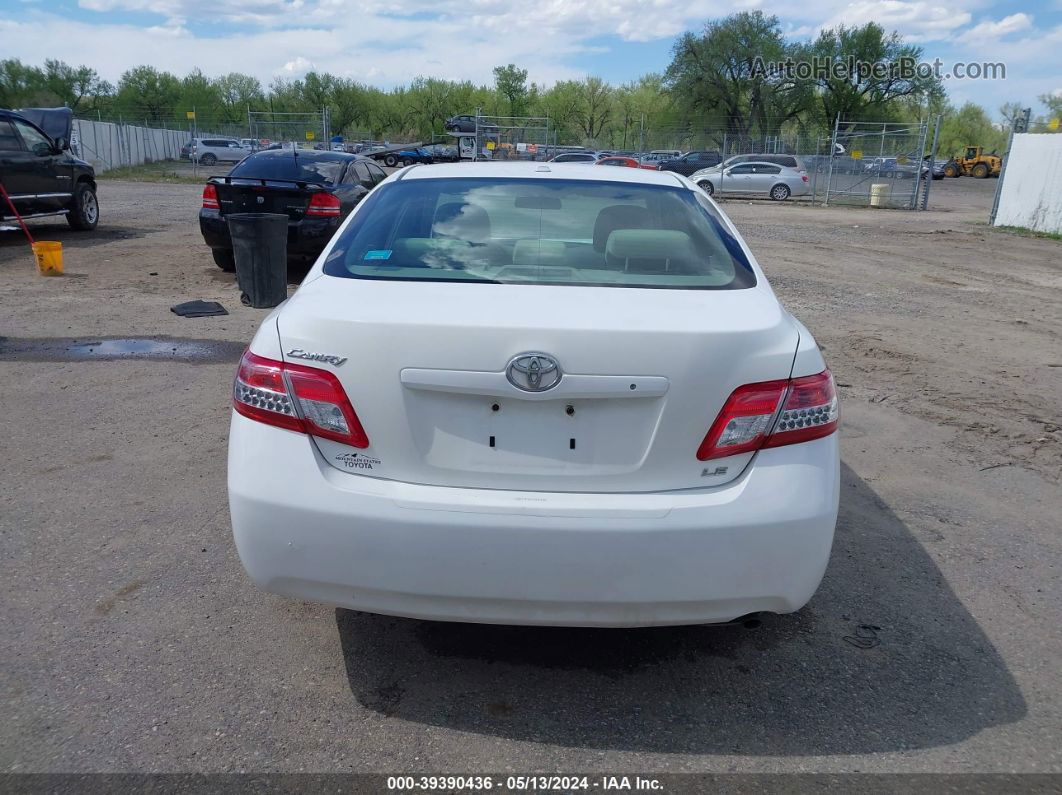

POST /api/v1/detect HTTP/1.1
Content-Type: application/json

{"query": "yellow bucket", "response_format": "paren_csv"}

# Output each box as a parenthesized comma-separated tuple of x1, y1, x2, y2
(32, 241, 63, 276)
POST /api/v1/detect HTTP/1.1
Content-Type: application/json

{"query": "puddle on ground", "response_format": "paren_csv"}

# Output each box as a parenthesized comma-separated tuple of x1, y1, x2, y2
(0, 336, 246, 364)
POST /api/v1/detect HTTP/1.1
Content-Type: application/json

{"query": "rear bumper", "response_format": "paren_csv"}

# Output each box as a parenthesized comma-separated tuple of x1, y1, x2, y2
(199, 210, 340, 261)
(228, 413, 840, 627)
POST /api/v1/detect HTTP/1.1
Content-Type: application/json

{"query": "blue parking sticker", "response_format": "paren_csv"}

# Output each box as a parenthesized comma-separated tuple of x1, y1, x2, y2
(363, 249, 392, 261)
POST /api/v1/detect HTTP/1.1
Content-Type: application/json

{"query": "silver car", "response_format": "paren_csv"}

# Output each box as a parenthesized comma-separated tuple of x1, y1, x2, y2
(191, 137, 247, 166)
(690, 160, 810, 201)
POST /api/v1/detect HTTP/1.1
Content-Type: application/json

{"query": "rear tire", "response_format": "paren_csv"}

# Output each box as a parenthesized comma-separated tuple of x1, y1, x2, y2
(972, 163, 989, 178)
(401, 159, 412, 167)
(698, 180, 715, 196)
(211, 249, 236, 272)
(200, 153, 217, 166)
(770, 183, 791, 201)
(384, 155, 398, 167)
(66, 182, 99, 230)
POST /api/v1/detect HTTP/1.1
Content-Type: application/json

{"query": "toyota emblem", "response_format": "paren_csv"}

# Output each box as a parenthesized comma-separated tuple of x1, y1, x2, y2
(506, 352, 562, 392)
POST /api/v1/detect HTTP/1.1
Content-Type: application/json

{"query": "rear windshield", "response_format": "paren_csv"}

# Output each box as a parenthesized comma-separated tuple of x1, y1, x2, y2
(323, 177, 755, 289)
(229, 153, 344, 185)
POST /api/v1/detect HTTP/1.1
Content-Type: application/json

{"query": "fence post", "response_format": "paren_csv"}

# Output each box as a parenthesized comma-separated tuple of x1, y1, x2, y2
(920, 115, 942, 210)
(909, 119, 928, 209)
(989, 108, 1029, 226)
(824, 114, 840, 206)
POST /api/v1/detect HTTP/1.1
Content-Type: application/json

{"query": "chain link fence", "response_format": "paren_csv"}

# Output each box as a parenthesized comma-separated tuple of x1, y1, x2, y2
(452, 115, 553, 161)
(248, 110, 330, 147)
(612, 118, 937, 209)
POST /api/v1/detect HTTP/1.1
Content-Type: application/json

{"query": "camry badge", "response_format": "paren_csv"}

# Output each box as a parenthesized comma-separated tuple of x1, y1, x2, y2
(506, 352, 562, 392)
(287, 349, 347, 367)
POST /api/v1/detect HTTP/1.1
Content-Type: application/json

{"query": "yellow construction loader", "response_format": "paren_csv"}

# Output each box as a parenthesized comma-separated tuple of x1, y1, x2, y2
(943, 146, 1002, 178)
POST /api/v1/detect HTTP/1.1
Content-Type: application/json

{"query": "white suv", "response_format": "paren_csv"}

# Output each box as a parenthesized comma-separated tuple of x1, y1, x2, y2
(191, 137, 246, 166)
(228, 163, 840, 628)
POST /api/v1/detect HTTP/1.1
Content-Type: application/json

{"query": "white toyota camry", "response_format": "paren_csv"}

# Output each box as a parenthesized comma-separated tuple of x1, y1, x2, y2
(228, 162, 839, 627)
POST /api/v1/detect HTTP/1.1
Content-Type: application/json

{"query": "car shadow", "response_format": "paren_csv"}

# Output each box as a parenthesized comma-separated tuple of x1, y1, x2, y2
(335, 462, 1025, 755)
(0, 224, 154, 254)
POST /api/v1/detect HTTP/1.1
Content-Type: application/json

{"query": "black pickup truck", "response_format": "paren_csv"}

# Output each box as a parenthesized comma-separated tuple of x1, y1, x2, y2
(0, 107, 98, 230)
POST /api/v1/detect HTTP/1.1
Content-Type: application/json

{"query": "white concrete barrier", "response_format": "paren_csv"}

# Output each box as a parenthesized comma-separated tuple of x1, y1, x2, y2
(70, 120, 222, 174)
(993, 134, 1062, 234)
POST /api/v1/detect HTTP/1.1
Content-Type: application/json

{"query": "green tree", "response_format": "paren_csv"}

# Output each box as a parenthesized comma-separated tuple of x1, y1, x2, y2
(999, 101, 1026, 129)
(536, 80, 584, 142)
(574, 76, 613, 142)
(115, 66, 181, 122)
(665, 12, 800, 143)
(809, 22, 942, 127)
(0, 59, 47, 107)
(493, 64, 529, 117)
(937, 102, 1006, 158)
(214, 73, 264, 123)
(42, 60, 102, 110)
(1041, 92, 1062, 118)
(179, 69, 222, 118)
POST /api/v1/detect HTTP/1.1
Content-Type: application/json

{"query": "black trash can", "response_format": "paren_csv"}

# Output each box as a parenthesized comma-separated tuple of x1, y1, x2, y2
(226, 213, 289, 308)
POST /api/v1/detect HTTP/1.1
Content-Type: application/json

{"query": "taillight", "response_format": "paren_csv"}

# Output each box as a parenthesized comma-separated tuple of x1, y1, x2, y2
(763, 370, 838, 448)
(801, 174, 809, 183)
(697, 369, 837, 460)
(233, 350, 369, 448)
(202, 183, 219, 210)
(305, 191, 341, 216)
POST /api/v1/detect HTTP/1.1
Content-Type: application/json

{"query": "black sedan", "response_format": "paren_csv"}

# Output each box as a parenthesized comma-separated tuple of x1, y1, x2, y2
(657, 150, 722, 176)
(199, 149, 388, 271)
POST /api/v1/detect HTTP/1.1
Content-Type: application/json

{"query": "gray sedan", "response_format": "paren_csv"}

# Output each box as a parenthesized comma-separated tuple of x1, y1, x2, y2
(689, 161, 810, 200)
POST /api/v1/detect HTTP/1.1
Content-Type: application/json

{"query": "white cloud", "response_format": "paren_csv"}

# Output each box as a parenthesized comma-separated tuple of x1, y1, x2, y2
(0, 12, 589, 87)
(827, 0, 971, 42)
(965, 12, 1033, 39)
(281, 56, 315, 75)
(1, 0, 1059, 118)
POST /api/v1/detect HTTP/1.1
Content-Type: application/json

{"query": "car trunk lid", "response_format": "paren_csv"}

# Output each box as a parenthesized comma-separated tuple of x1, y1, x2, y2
(212, 178, 321, 219)
(277, 277, 800, 493)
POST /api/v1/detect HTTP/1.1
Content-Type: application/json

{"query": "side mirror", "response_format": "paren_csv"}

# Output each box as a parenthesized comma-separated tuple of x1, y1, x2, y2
(53, 135, 69, 152)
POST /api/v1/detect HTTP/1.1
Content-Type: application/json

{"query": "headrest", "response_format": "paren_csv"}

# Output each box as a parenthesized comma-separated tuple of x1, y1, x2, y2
(433, 202, 491, 243)
(604, 230, 696, 272)
(512, 239, 566, 267)
(391, 237, 434, 263)
(592, 204, 649, 252)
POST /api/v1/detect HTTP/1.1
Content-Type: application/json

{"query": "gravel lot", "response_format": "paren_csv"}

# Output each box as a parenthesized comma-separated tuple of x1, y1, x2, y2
(1, 174, 1059, 775)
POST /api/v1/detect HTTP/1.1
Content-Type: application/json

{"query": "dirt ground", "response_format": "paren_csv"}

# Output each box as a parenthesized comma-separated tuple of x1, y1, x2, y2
(1, 173, 1059, 775)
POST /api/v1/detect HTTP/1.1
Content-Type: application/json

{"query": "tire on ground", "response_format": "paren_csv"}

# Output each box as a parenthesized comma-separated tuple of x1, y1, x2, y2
(212, 249, 236, 272)
(66, 182, 99, 230)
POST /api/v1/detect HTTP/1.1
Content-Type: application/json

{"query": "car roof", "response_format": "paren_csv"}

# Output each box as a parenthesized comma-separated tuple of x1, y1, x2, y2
(246, 149, 372, 162)
(400, 161, 689, 188)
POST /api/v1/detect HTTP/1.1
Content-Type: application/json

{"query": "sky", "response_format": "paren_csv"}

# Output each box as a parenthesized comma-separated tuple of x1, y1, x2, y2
(1, 0, 1059, 118)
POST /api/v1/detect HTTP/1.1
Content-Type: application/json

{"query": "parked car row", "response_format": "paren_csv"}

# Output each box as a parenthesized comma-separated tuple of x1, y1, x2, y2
(544, 150, 809, 201)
